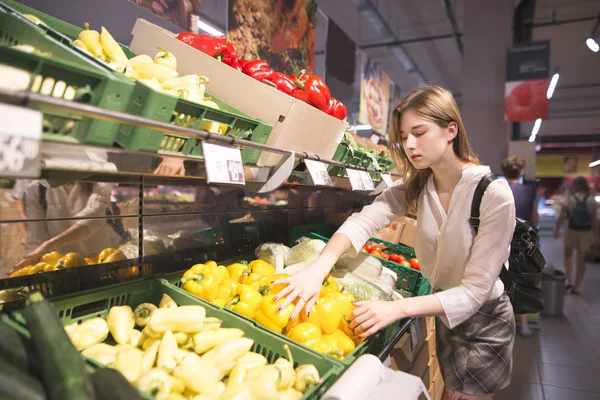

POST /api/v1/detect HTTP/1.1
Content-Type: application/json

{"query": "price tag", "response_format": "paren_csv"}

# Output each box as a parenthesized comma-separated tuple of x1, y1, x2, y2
(346, 168, 365, 191)
(359, 170, 375, 191)
(381, 173, 394, 187)
(0, 104, 42, 178)
(202, 142, 245, 185)
(305, 159, 333, 187)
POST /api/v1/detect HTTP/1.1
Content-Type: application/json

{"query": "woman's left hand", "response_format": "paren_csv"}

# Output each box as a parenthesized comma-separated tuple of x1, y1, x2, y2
(350, 300, 404, 338)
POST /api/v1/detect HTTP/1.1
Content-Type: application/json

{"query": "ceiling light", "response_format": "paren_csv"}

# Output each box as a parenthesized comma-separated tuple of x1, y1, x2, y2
(354, 124, 372, 131)
(590, 159, 600, 168)
(528, 118, 542, 142)
(197, 20, 224, 36)
(586, 13, 600, 52)
(546, 72, 559, 98)
(587, 38, 600, 52)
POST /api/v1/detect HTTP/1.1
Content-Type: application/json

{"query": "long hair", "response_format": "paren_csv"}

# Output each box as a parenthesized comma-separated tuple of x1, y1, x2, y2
(569, 176, 591, 196)
(388, 86, 479, 213)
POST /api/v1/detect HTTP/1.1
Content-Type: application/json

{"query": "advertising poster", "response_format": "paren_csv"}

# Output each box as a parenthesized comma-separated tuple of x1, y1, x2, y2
(359, 54, 391, 136)
(536, 154, 593, 177)
(505, 40, 550, 122)
(228, 0, 317, 75)
(128, 0, 200, 31)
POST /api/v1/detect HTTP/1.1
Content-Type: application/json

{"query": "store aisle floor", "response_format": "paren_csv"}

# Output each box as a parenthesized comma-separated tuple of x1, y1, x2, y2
(496, 236, 600, 400)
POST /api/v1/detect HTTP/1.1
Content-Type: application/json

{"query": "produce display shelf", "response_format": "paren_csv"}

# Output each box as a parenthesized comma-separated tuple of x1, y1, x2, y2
(8, 278, 345, 400)
(0, 4, 135, 146)
(0, 0, 273, 165)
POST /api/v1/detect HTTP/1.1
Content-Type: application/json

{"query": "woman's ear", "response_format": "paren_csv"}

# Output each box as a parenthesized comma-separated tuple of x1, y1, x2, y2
(447, 122, 458, 141)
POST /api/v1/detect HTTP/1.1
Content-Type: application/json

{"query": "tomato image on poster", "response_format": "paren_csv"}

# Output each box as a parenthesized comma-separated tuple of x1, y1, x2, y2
(505, 78, 550, 122)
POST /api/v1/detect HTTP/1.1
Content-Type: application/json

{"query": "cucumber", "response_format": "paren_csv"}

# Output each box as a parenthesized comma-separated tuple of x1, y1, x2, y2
(0, 354, 47, 400)
(91, 368, 143, 400)
(0, 318, 30, 373)
(23, 292, 96, 400)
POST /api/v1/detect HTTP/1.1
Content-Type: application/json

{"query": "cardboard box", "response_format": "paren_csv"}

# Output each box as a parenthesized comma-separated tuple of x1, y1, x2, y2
(388, 331, 411, 372)
(397, 216, 417, 248)
(130, 19, 348, 167)
(389, 317, 428, 372)
(408, 339, 432, 378)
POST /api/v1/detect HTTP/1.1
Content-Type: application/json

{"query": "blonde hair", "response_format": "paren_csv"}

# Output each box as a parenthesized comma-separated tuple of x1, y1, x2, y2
(389, 85, 479, 213)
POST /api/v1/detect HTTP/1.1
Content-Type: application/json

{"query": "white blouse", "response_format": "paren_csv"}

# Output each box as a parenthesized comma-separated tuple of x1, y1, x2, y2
(336, 166, 516, 329)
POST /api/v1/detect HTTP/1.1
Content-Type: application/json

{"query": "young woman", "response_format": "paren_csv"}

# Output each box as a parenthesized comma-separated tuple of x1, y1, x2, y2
(274, 86, 516, 399)
(554, 176, 597, 295)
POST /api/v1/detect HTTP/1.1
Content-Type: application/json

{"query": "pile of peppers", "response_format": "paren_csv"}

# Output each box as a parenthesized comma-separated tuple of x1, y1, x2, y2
(181, 259, 360, 359)
(175, 32, 347, 120)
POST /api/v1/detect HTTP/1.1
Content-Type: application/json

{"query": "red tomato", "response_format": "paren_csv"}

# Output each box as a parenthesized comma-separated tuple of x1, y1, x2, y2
(388, 254, 406, 264)
(372, 246, 382, 253)
(371, 250, 388, 260)
(364, 244, 375, 253)
(409, 258, 421, 271)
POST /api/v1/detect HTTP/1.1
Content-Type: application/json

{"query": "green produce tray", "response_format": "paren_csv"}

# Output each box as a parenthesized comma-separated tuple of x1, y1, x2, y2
(9, 278, 344, 400)
(0, 4, 135, 146)
(289, 223, 339, 246)
(1, 0, 273, 164)
(328, 142, 352, 177)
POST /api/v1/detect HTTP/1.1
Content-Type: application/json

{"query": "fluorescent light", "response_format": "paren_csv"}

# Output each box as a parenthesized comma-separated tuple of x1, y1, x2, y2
(595, 195, 600, 203)
(590, 159, 600, 168)
(354, 124, 372, 131)
(535, 144, 541, 152)
(586, 38, 600, 52)
(546, 73, 559, 99)
(197, 20, 224, 36)
(528, 118, 542, 142)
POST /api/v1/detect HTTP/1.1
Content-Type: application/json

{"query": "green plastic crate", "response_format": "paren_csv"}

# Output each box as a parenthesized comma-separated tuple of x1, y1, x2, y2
(0, 6, 135, 145)
(9, 278, 344, 400)
(1, 0, 273, 164)
(289, 223, 339, 246)
(328, 142, 352, 177)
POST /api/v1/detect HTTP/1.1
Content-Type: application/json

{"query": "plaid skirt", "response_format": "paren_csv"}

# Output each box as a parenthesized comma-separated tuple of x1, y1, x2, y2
(436, 292, 515, 395)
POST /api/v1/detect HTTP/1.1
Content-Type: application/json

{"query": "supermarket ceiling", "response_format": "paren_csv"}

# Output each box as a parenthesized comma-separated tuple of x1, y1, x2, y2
(197, 0, 600, 140)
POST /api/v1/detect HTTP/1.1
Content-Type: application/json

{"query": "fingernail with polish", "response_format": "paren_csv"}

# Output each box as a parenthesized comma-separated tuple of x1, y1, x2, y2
(276, 307, 282, 312)
(289, 315, 295, 321)
(273, 296, 278, 301)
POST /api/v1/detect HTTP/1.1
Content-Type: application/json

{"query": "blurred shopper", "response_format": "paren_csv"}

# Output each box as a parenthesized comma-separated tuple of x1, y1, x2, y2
(554, 176, 597, 295)
(275, 86, 517, 399)
(501, 156, 538, 337)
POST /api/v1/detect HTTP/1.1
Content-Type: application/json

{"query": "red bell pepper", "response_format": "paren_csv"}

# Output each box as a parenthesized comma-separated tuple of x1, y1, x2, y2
(268, 72, 296, 95)
(294, 70, 331, 102)
(325, 98, 347, 120)
(176, 32, 238, 65)
(230, 58, 248, 71)
(242, 60, 274, 81)
(292, 72, 329, 111)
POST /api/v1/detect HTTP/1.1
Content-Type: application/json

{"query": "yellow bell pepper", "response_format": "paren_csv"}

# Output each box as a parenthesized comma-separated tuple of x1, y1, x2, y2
(100, 26, 128, 64)
(267, 273, 291, 295)
(227, 262, 251, 283)
(136, 368, 172, 400)
(142, 340, 160, 373)
(115, 346, 144, 382)
(181, 263, 219, 302)
(43, 263, 59, 273)
(84, 257, 95, 265)
(254, 293, 295, 334)
(70, 317, 110, 351)
(294, 364, 320, 393)
(98, 248, 127, 263)
(9, 267, 30, 277)
(247, 259, 275, 277)
(226, 284, 263, 319)
(323, 329, 355, 357)
(213, 277, 239, 307)
(286, 322, 322, 345)
(305, 338, 344, 359)
(301, 292, 351, 335)
(78, 23, 104, 60)
(320, 275, 340, 297)
(57, 252, 87, 269)
(159, 293, 177, 309)
(81, 343, 117, 367)
(215, 265, 229, 284)
(27, 262, 51, 275)
(221, 365, 280, 400)
(157, 330, 178, 372)
(273, 344, 295, 390)
(41, 251, 62, 265)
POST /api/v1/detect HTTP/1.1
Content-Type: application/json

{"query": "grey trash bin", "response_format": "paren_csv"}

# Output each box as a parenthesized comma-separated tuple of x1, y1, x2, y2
(541, 269, 566, 317)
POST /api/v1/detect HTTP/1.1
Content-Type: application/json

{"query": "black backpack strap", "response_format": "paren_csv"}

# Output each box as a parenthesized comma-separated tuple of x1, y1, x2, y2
(469, 173, 497, 234)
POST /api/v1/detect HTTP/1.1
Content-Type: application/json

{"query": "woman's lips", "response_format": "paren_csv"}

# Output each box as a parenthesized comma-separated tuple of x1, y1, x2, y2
(410, 155, 422, 161)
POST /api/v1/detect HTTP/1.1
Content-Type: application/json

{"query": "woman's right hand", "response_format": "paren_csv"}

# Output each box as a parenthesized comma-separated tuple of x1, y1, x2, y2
(271, 262, 329, 321)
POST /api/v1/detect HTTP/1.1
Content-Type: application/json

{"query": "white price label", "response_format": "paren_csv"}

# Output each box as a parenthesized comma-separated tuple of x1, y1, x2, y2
(0, 104, 42, 178)
(381, 173, 394, 187)
(305, 159, 333, 187)
(346, 168, 365, 191)
(202, 142, 245, 185)
(409, 321, 419, 351)
(359, 170, 374, 191)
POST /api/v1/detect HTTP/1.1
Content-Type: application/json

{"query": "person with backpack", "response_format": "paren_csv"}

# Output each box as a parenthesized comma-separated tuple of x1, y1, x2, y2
(554, 176, 598, 295)
(273, 86, 520, 399)
(501, 156, 539, 337)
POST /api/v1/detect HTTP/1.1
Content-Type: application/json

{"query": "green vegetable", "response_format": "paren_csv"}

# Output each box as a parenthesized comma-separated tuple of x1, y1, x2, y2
(91, 367, 143, 400)
(0, 318, 30, 373)
(0, 356, 47, 400)
(285, 237, 327, 266)
(23, 292, 96, 400)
